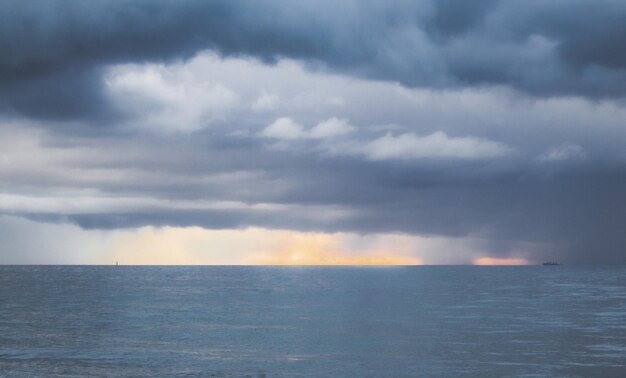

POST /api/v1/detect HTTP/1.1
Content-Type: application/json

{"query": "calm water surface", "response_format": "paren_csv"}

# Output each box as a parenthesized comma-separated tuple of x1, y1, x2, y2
(0, 266, 625, 377)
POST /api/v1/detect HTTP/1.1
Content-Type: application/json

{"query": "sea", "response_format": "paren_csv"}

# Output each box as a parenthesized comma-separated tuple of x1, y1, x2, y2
(0, 266, 625, 377)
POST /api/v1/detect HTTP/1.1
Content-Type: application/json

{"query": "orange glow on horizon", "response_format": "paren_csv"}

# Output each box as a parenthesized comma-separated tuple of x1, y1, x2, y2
(103, 226, 423, 266)
(245, 248, 422, 266)
(473, 257, 529, 266)
(243, 231, 422, 265)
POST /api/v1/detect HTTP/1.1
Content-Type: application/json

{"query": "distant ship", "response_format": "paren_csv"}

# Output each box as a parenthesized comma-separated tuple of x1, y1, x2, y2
(542, 261, 561, 266)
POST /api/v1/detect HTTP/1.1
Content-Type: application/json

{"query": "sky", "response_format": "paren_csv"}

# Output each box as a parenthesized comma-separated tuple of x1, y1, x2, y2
(1, 0, 626, 265)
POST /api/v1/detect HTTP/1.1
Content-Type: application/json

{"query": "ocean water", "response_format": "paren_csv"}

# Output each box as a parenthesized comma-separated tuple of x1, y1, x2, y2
(0, 266, 625, 377)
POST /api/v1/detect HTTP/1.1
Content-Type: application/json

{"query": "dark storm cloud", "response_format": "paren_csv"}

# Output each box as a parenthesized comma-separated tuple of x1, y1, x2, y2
(2, 0, 626, 119)
(428, 0, 502, 37)
(2, 68, 107, 120)
(240, 152, 626, 265)
(17, 152, 626, 264)
(2, 112, 626, 263)
(2, 1, 626, 265)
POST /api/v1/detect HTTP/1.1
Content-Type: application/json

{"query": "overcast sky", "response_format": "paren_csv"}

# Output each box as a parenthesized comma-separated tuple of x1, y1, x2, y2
(2, 0, 626, 264)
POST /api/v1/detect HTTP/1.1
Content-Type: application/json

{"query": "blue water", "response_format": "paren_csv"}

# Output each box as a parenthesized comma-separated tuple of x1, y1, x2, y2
(0, 266, 625, 377)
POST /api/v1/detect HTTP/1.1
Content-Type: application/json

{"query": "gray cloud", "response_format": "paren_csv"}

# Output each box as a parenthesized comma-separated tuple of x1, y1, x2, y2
(2, 0, 626, 120)
(1, 3, 626, 265)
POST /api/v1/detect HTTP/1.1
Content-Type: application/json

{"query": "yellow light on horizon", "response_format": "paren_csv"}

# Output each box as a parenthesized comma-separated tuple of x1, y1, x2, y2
(103, 226, 424, 266)
(244, 248, 423, 266)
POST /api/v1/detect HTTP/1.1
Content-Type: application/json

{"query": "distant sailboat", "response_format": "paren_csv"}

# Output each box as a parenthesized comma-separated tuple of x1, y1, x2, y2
(116, 261, 119, 266)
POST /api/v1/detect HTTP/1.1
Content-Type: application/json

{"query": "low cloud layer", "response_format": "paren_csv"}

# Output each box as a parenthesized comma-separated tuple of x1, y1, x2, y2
(1, 215, 519, 265)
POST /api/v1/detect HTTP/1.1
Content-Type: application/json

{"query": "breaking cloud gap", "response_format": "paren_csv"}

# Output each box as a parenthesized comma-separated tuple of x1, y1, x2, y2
(0, 215, 534, 266)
